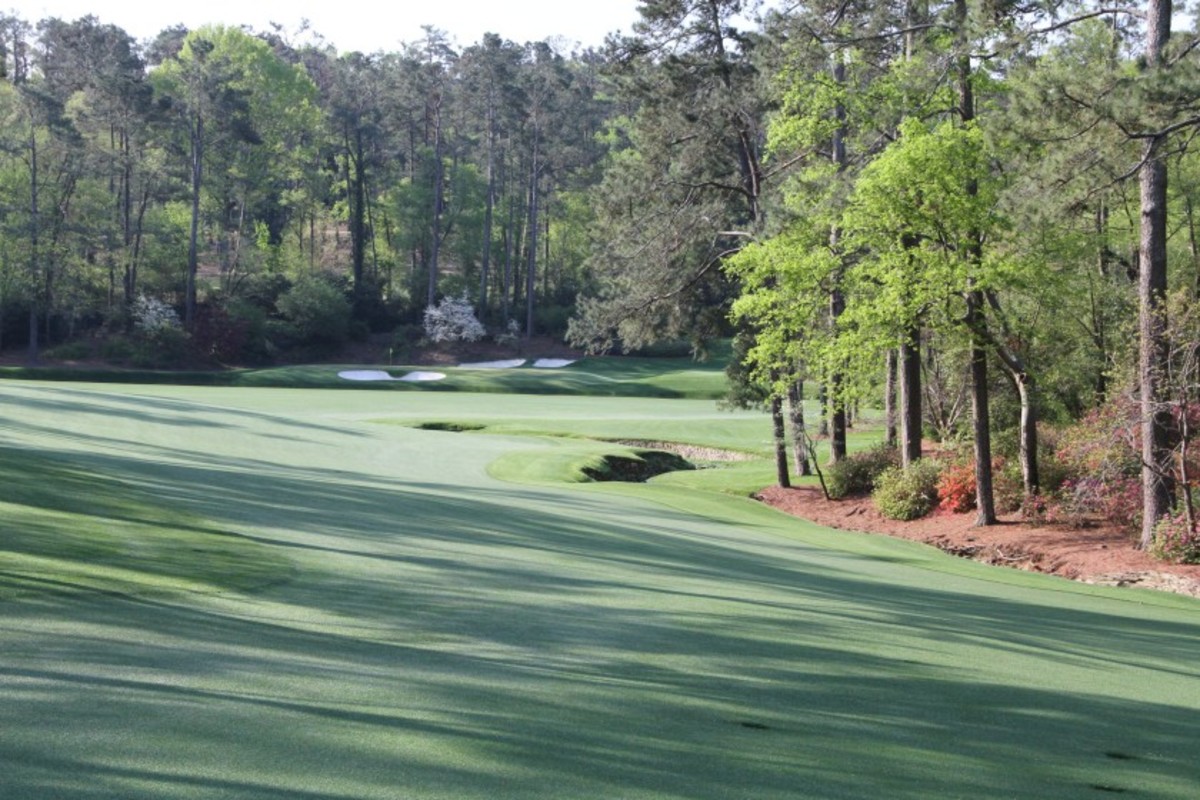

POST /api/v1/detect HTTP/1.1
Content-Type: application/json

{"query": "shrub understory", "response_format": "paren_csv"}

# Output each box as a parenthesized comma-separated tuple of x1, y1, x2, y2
(873, 460, 941, 521)
(827, 444, 900, 499)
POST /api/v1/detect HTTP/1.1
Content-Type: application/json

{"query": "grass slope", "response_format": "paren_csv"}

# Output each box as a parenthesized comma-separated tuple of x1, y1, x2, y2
(0, 380, 1196, 800)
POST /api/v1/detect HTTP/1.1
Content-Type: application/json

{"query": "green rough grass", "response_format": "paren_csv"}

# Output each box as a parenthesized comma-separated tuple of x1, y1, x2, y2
(0, 380, 1197, 800)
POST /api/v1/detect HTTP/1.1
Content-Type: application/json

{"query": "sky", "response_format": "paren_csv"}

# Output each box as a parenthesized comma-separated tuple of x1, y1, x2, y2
(5, 0, 646, 52)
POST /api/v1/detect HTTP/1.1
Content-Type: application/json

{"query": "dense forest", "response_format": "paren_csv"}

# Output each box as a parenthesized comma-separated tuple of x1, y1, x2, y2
(1, 1, 1198, 554)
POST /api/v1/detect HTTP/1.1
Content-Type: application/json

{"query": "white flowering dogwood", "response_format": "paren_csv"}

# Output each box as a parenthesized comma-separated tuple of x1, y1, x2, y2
(423, 294, 486, 343)
(132, 295, 181, 334)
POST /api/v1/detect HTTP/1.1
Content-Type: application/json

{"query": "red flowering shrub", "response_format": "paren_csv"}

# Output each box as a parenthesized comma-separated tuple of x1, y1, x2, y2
(935, 456, 1024, 514)
(937, 459, 976, 513)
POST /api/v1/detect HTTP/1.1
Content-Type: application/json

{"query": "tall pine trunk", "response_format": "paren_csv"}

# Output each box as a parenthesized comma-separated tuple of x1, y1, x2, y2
(897, 3, 924, 467)
(428, 103, 444, 308)
(27, 119, 40, 365)
(1139, 0, 1174, 549)
(479, 107, 496, 317)
(885, 349, 898, 448)
(186, 112, 202, 329)
(772, 396, 791, 489)
(770, 371, 790, 488)
(827, 55, 848, 463)
(525, 127, 539, 338)
(957, 0, 996, 524)
(899, 332, 922, 466)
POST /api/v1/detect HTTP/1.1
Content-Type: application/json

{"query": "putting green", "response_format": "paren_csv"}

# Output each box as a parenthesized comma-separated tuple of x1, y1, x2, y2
(0, 381, 1197, 799)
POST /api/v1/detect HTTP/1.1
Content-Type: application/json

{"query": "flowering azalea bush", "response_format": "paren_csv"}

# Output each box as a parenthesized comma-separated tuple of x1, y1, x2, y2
(423, 294, 486, 343)
(1149, 514, 1200, 564)
(936, 458, 976, 513)
(1054, 397, 1140, 481)
(125, 294, 191, 367)
(1052, 397, 1143, 533)
(935, 454, 1024, 514)
(1055, 475, 1143, 534)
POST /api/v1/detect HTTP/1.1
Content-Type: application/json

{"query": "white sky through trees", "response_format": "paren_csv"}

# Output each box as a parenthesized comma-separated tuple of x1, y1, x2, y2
(5, 0, 644, 52)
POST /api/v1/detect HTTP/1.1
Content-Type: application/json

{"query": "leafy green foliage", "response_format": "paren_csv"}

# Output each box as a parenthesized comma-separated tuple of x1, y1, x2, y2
(826, 443, 900, 500)
(872, 460, 942, 521)
(275, 276, 352, 347)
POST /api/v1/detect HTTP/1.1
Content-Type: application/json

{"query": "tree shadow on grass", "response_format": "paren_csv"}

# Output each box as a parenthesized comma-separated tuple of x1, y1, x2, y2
(1, 389, 1198, 798)
(1, 583, 1197, 799)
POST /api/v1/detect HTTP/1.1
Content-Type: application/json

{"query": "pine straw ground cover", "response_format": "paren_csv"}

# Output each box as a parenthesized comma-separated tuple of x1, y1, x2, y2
(0, 381, 1197, 799)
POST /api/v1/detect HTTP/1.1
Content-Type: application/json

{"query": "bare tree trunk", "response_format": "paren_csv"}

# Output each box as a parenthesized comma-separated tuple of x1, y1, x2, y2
(525, 128, 539, 338)
(479, 105, 496, 316)
(956, 0, 996, 524)
(186, 112, 202, 329)
(130, 187, 149, 306)
(968, 293, 997, 525)
(897, 3, 924, 464)
(771, 389, 791, 489)
(27, 120, 39, 365)
(787, 378, 812, 477)
(1139, 0, 1175, 549)
(885, 349, 898, 448)
(827, 54, 848, 464)
(428, 104, 444, 308)
(899, 331, 922, 466)
(121, 128, 133, 307)
(502, 194, 514, 323)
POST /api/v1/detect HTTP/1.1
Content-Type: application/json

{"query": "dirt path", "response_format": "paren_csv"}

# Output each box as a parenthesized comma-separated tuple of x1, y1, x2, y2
(756, 485, 1200, 598)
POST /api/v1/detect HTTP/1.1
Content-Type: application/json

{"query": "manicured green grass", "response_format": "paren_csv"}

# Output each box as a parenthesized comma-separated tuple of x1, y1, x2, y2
(232, 354, 731, 398)
(0, 380, 1197, 799)
(0, 351, 732, 399)
(0, 449, 290, 600)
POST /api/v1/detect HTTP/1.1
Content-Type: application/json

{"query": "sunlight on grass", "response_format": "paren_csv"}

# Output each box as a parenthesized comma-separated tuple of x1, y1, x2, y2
(0, 449, 291, 600)
(0, 379, 1197, 800)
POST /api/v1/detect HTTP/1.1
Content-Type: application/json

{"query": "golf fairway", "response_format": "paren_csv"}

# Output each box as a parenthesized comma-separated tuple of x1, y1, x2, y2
(1, 382, 1197, 799)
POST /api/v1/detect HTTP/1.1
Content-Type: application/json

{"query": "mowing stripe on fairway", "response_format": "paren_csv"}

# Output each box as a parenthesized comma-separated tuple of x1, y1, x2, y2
(0, 381, 1197, 800)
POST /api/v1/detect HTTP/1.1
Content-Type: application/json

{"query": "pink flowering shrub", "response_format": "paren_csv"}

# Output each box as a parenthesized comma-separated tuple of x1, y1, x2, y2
(1051, 396, 1143, 533)
(1054, 476, 1143, 534)
(1150, 514, 1200, 564)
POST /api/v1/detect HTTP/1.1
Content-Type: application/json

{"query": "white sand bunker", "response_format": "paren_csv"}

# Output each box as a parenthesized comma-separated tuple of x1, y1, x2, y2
(338, 370, 446, 382)
(457, 359, 527, 369)
(533, 358, 576, 368)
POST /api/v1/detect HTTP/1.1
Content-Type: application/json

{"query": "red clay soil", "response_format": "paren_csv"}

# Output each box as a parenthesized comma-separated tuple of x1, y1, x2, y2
(756, 484, 1200, 599)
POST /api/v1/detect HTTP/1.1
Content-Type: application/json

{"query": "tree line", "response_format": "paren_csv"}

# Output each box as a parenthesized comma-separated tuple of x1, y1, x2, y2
(0, 14, 611, 362)
(565, 0, 1199, 555)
